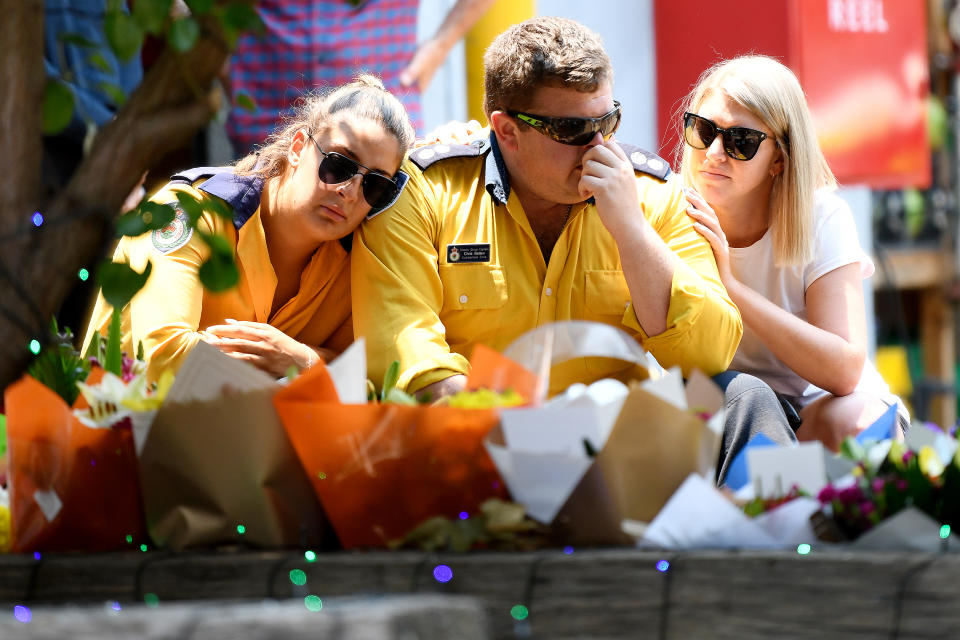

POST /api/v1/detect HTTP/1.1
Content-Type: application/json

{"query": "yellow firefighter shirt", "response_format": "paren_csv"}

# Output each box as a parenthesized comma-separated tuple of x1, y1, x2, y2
(82, 168, 353, 382)
(352, 136, 742, 393)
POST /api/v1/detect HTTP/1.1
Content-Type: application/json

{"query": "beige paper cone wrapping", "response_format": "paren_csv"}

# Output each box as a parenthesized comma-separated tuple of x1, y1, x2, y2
(139, 388, 327, 550)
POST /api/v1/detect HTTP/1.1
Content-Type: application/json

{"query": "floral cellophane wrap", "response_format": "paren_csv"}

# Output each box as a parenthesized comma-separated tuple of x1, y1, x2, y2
(5, 370, 145, 552)
(273, 344, 537, 549)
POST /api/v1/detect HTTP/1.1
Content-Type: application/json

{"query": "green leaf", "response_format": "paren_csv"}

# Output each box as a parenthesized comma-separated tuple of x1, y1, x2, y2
(168, 16, 200, 52)
(42, 79, 75, 135)
(27, 320, 91, 406)
(140, 202, 177, 231)
(198, 252, 239, 292)
(137, 340, 145, 361)
(220, 2, 263, 31)
(104, 10, 144, 61)
(380, 360, 400, 401)
(197, 229, 233, 257)
(59, 32, 100, 49)
(175, 192, 205, 226)
(840, 436, 867, 463)
(98, 81, 128, 108)
(116, 202, 175, 237)
(235, 92, 257, 112)
(185, 0, 214, 15)
(97, 259, 153, 309)
(87, 52, 113, 73)
(199, 196, 234, 222)
(384, 387, 418, 405)
(105, 307, 123, 376)
(132, 0, 172, 35)
(114, 209, 149, 237)
(0, 414, 6, 458)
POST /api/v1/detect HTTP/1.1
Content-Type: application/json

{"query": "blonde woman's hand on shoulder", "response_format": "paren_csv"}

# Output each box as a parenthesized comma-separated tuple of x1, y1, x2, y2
(685, 187, 735, 289)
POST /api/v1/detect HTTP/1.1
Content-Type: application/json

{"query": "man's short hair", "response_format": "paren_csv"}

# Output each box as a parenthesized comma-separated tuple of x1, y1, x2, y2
(482, 17, 613, 116)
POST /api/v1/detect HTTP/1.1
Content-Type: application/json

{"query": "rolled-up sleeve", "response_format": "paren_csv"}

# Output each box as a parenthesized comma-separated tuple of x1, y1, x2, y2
(623, 177, 742, 375)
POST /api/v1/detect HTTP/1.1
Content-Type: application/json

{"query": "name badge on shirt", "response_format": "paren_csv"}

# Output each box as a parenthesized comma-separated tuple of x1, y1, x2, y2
(446, 243, 490, 264)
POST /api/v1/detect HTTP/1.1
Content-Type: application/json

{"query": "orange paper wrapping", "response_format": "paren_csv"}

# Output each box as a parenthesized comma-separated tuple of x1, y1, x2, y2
(273, 348, 536, 549)
(5, 372, 145, 552)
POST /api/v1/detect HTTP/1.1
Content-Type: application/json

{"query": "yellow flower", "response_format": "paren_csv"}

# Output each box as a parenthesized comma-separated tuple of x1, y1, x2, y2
(121, 369, 174, 412)
(918, 445, 945, 478)
(0, 490, 11, 552)
(444, 389, 526, 409)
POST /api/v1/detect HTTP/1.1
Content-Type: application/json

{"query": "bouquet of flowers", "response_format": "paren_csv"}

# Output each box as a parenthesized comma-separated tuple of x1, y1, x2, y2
(814, 426, 960, 543)
(4, 321, 169, 552)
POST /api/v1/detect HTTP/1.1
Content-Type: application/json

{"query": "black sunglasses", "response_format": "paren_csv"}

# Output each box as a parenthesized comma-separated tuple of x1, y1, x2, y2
(505, 101, 622, 146)
(308, 135, 407, 216)
(682, 112, 769, 161)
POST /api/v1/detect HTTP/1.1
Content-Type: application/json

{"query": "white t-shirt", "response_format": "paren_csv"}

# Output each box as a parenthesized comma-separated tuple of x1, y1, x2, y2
(728, 189, 907, 420)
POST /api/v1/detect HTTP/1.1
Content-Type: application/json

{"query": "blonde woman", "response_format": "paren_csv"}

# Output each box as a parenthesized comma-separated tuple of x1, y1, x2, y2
(83, 76, 414, 382)
(680, 55, 908, 450)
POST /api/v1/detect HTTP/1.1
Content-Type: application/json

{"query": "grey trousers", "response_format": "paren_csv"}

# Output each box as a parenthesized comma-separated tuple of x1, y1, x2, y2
(712, 371, 798, 486)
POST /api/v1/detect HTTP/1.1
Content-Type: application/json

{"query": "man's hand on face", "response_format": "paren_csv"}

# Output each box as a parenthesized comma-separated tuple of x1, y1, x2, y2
(578, 140, 642, 237)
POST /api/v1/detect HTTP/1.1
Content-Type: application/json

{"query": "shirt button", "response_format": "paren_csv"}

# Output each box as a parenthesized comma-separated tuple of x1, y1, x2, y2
(545, 287, 553, 296)
(459, 294, 468, 304)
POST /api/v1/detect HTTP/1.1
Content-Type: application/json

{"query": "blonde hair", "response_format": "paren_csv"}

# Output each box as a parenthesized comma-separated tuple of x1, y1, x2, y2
(482, 17, 612, 116)
(677, 55, 836, 267)
(235, 75, 415, 178)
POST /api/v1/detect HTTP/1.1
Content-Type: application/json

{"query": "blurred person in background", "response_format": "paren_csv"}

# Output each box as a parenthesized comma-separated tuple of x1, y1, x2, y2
(225, 0, 495, 155)
(680, 55, 909, 451)
(44, 0, 151, 332)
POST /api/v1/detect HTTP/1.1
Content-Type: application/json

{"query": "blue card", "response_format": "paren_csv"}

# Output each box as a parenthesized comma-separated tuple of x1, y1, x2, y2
(855, 403, 898, 444)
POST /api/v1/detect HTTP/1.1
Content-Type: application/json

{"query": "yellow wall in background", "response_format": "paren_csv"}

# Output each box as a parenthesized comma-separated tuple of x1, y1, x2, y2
(464, 0, 535, 124)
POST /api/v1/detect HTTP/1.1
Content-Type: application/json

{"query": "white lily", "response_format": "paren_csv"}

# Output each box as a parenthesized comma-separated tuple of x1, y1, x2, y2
(74, 372, 138, 429)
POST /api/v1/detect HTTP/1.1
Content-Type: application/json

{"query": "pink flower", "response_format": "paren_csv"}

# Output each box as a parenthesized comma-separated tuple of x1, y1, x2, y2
(817, 485, 838, 503)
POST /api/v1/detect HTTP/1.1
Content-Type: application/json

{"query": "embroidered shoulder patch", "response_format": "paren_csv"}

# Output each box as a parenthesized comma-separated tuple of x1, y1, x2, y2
(151, 204, 193, 254)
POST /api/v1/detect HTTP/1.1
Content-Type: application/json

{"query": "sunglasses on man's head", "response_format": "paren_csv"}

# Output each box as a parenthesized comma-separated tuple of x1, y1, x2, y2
(682, 112, 769, 161)
(308, 135, 406, 215)
(506, 101, 622, 146)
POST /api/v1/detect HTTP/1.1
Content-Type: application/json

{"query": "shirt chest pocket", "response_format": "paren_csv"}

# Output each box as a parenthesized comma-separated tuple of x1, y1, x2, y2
(584, 269, 631, 316)
(440, 264, 508, 310)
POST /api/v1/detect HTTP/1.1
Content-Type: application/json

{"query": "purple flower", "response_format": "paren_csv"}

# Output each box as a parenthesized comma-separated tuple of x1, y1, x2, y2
(896, 479, 908, 491)
(872, 478, 886, 493)
(902, 451, 915, 464)
(818, 485, 838, 503)
(859, 501, 876, 515)
(838, 486, 864, 504)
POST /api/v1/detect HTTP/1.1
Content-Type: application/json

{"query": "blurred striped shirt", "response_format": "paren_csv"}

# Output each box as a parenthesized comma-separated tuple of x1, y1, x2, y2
(226, 0, 422, 155)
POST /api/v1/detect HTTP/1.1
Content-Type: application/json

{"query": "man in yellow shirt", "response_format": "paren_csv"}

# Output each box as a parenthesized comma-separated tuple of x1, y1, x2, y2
(354, 16, 743, 396)
(354, 17, 802, 484)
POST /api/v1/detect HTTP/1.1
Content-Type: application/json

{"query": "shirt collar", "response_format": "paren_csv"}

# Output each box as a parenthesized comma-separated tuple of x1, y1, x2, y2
(482, 132, 596, 206)
(194, 170, 264, 231)
(484, 132, 510, 205)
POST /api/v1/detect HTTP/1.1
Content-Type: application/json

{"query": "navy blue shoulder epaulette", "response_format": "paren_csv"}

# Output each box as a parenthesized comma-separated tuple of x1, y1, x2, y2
(169, 166, 226, 184)
(166, 167, 264, 233)
(617, 143, 671, 181)
(408, 139, 491, 171)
